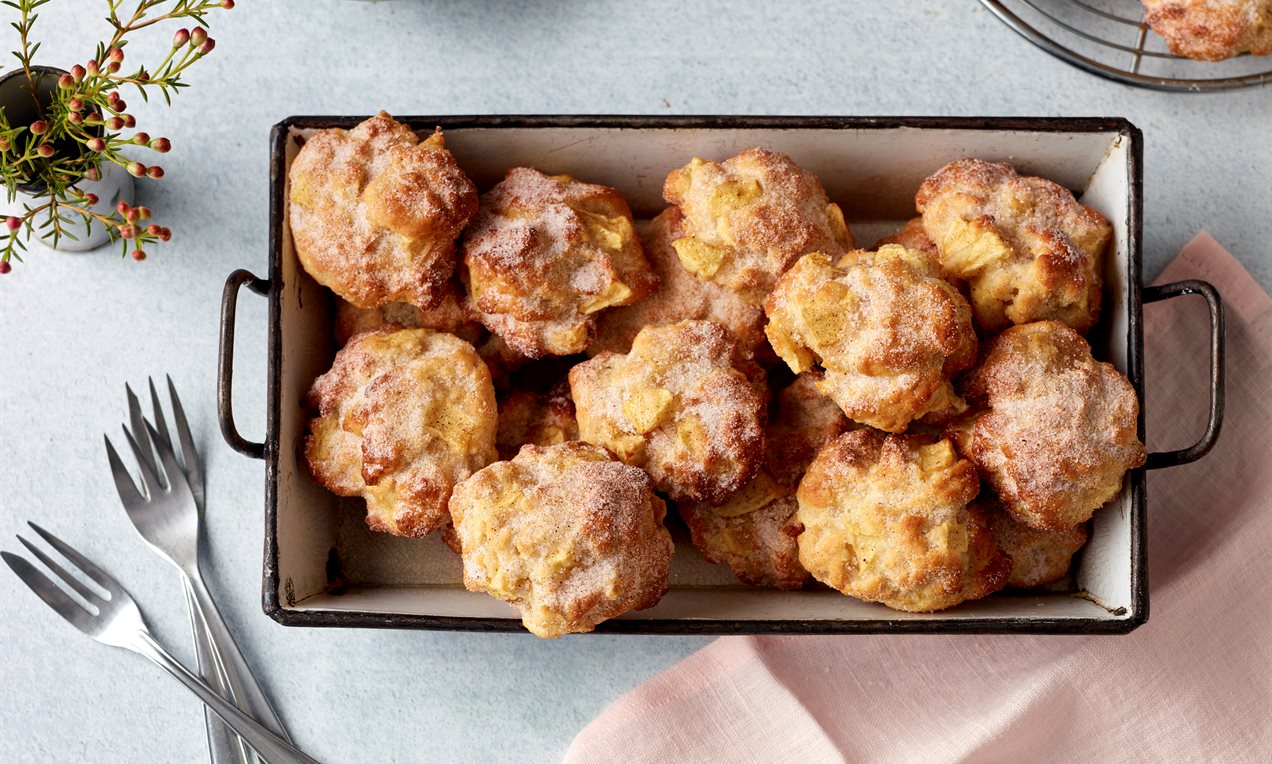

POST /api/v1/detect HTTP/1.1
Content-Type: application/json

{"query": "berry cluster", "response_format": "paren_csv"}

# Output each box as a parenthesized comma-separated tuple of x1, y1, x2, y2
(1, 0, 235, 273)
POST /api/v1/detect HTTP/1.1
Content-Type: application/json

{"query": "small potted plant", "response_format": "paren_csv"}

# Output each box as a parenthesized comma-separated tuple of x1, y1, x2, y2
(1, 0, 235, 274)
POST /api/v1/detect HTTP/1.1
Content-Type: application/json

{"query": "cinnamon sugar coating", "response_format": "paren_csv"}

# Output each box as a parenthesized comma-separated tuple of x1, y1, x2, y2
(496, 378, 579, 460)
(677, 376, 850, 589)
(461, 167, 656, 358)
(332, 278, 483, 346)
(449, 441, 674, 638)
(305, 328, 497, 538)
(289, 112, 477, 310)
(873, 217, 938, 257)
(663, 148, 854, 306)
(764, 246, 977, 433)
(916, 158, 1111, 334)
(570, 320, 767, 505)
(590, 208, 767, 356)
(1142, 0, 1272, 60)
(982, 498, 1088, 588)
(795, 430, 1010, 612)
(949, 321, 1146, 532)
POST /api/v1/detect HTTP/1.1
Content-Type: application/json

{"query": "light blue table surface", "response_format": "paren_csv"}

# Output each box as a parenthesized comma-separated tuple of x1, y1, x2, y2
(2, 2, 1269, 762)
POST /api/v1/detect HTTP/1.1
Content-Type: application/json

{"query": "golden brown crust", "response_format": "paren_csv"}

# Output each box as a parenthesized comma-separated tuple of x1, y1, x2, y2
(461, 167, 657, 358)
(795, 430, 1010, 612)
(590, 208, 767, 356)
(679, 496, 807, 589)
(663, 148, 854, 306)
(448, 441, 674, 638)
(916, 158, 1111, 334)
(1143, 0, 1272, 60)
(950, 321, 1146, 532)
(873, 217, 938, 256)
(289, 112, 478, 310)
(570, 320, 767, 505)
(332, 278, 483, 347)
(764, 246, 977, 432)
(304, 328, 497, 538)
(676, 376, 849, 589)
(496, 378, 579, 460)
(982, 498, 1088, 588)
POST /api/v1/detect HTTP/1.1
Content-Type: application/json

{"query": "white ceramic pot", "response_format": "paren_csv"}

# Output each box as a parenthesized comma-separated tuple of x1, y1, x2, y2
(1, 65, 135, 252)
(13, 161, 134, 251)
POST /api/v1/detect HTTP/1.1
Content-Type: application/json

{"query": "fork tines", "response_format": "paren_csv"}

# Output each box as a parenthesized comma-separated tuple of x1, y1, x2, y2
(2, 522, 123, 635)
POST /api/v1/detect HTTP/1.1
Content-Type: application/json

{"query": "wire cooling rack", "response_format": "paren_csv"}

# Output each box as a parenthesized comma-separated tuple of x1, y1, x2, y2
(980, 0, 1271, 91)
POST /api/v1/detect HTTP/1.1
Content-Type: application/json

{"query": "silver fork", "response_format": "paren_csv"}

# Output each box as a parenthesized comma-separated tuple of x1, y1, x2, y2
(124, 378, 251, 764)
(107, 379, 291, 758)
(1, 523, 319, 764)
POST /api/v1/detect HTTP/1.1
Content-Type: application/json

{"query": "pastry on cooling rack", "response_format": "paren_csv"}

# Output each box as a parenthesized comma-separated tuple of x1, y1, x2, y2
(916, 158, 1112, 334)
(460, 167, 657, 358)
(570, 320, 767, 505)
(333, 278, 483, 346)
(764, 245, 977, 433)
(795, 429, 1010, 613)
(590, 208, 767, 356)
(873, 217, 938, 257)
(289, 112, 478, 311)
(678, 376, 851, 589)
(982, 498, 1088, 588)
(449, 441, 674, 638)
(1142, 0, 1272, 61)
(949, 321, 1146, 532)
(663, 147, 855, 306)
(305, 328, 497, 538)
(496, 378, 579, 460)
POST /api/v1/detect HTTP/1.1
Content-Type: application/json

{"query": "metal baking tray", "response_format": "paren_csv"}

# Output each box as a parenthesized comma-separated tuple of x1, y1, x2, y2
(218, 116, 1224, 634)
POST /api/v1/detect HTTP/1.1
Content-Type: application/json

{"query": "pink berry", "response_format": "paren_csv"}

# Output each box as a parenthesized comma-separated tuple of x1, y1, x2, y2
(137, 206, 152, 220)
(131, 249, 146, 261)
(30, 120, 48, 135)
(87, 137, 106, 152)
(146, 224, 162, 236)
(198, 39, 216, 55)
(125, 208, 140, 223)
(147, 166, 165, 179)
(116, 201, 131, 215)
(122, 114, 136, 128)
(119, 225, 137, 239)
(150, 137, 171, 153)
(190, 28, 208, 47)
(58, 74, 75, 89)
(109, 48, 125, 63)
(0, 261, 11, 274)
(36, 143, 54, 158)
(158, 227, 172, 242)
(5, 216, 21, 232)
(84, 193, 99, 205)
(107, 117, 124, 131)
(127, 162, 146, 178)
(132, 132, 151, 145)
(71, 65, 86, 82)
(173, 28, 190, 48)
(222, 0, 235, 8)
(69, 98, 84, 111)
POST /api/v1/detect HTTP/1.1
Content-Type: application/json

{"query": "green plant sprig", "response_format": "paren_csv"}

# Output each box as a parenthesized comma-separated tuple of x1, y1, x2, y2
(0, 0, 233, 274)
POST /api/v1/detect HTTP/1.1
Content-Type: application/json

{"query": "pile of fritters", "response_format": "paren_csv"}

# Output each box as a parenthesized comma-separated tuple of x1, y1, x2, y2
(293, 113, 1145, 635)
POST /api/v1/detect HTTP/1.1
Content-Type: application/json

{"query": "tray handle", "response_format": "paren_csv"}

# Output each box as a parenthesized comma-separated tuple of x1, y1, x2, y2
(1142, 279, 1225, 470)
(218, 269, 270, 459)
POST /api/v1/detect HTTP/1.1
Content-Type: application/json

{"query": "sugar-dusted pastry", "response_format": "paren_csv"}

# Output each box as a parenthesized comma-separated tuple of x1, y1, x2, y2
(663, 147, 854, 306)
(590, 208, 767, 356)
(289, 112, 478, 310)
(949, 321, 1146, 532)
(461, 167, 657, 358)
(332, 278, 483, 346)
(678, 376, 850, 589)
(873, 217, 938, 257)
(982, 498, 1088, 588)
(449, 441, 674, 638)
(916, 158, 1111, 334)
(764, 245, 977, 433)
(305, 328, 497, 538)
(570, 320, 766, 505)
(1142, 0, 1272, 60)
(795, 429, 1010, 612)
(475, 333, 530, 388)
(496, 378, 579, 460)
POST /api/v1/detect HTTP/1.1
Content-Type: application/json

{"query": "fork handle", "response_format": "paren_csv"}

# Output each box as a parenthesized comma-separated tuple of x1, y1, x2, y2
(131, 631, 320, 764)
(185, 572, 293, 741)
(184, 577, 257, 764)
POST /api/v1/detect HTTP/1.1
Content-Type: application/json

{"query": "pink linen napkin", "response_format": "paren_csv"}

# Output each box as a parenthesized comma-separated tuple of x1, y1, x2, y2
(566, 232, 1272, 764)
